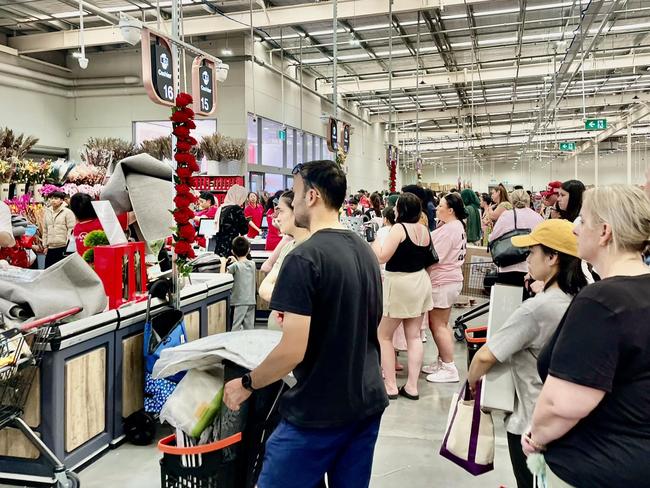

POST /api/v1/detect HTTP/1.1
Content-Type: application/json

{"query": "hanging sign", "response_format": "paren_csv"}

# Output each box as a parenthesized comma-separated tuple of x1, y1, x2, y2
(192, 57, 217, 116)
(141, 29, 176, 107)
(559, 142, 576, 151)
(585, 119, 607, 131)
(342, 123, 351, 154)
(327, 117, 339, 152)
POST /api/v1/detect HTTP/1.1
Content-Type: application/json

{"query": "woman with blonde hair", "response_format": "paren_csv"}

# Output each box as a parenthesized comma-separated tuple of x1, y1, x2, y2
(524, 185, 650, 488)
(212, 184, 249, 257)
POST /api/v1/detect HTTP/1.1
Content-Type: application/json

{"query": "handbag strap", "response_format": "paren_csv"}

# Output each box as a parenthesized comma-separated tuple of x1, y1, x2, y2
(512, 207, 518, 230)
(467, 380, 484, 464)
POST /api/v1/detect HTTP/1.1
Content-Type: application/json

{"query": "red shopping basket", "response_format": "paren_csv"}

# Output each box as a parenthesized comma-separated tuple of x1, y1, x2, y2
(158, 432, 243, 488)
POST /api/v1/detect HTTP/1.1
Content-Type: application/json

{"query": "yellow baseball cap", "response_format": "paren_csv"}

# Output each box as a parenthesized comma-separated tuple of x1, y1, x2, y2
(511, 219, 579, 257)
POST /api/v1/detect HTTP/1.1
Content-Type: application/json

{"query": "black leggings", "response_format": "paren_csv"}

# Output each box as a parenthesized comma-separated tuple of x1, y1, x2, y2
(507, 432, 533, 488)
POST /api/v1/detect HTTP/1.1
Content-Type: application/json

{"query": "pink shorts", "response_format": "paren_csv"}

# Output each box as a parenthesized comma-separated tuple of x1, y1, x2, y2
(431, 282, 463, 309)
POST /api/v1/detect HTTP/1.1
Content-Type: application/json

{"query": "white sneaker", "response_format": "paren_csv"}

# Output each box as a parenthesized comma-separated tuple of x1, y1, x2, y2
(421, 357, 442, 375)
(426, 362, 460, 383)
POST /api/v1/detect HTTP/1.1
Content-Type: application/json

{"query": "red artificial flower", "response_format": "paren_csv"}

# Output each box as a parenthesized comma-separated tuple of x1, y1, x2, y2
(182, 107, 195, 118)
(173, 126, 190, 138)
(175, 183, 192, 195)
(175, 152, 196, 165)
(177, 141, 192, 152)
(178, 224, 196, 242)
(175, 93, 193, 107)
(175, 240, 195, 257)
(171, 110, 191, 123)
(187, 160, 200, 173)
(185, 120, 197, 130)
(173, 207, 194, 224)
(174, 193, 197, 208)
(177, 167, 194, 179)
(187, 136, 198, 146)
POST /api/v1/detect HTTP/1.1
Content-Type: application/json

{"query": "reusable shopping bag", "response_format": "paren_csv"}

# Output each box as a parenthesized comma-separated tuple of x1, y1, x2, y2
(143, 281, 187, 414)
(440, 381, 495, 475)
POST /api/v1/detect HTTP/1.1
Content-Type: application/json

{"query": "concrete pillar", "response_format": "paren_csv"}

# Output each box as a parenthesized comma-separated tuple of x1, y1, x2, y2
(574, 153, 578, 180)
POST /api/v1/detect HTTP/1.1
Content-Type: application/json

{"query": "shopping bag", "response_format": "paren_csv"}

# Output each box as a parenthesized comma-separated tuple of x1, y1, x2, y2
(439, 381, 495, 475)
(143, 281, 187, 414)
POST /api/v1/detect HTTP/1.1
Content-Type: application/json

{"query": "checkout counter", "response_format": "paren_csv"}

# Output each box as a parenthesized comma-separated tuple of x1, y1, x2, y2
(0, 273, 233, 481)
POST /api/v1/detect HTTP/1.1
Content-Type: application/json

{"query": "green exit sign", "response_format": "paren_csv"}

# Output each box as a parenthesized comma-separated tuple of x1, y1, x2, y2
(559, 142, 576, 151)
(278, 129, 287, 141)
(585, 119, 607, 130)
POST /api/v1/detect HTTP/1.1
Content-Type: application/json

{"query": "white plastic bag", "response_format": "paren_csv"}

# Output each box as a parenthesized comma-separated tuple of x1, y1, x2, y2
(159, 367, 224, 437)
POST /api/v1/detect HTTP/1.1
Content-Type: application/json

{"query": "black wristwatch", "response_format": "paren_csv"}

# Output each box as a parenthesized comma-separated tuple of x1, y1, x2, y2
(241, 373, 255, 392)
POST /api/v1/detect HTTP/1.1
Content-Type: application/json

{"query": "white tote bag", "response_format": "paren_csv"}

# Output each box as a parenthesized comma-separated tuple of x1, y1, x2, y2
(440, 381, 495, 475)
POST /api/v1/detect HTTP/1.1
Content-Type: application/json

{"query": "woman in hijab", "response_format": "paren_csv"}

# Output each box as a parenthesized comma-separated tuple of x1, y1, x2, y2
(461, 189, 482, 245)
(212, 184, 249, 258)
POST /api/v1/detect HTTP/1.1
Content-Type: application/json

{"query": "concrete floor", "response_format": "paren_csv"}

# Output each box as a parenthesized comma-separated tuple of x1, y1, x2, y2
(75, 305, 516, 488)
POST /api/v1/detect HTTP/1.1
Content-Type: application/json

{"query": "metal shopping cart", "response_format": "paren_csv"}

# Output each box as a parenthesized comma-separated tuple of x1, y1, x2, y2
(0, 307, 82, 487)
(453, 260, 497, 342)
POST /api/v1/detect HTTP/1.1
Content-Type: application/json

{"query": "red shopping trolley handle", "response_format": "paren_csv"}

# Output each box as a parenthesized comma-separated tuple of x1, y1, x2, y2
(464, 326, 488, 344)
(158, 432, 242, 455)
(19, 307, 83, 332)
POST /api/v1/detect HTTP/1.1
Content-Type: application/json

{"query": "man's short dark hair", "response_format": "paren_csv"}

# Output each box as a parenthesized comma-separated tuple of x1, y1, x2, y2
(349, 196, 359, 205)
(231, 236, 250, 258)
(48, 191, 67, 200)
(199, 191, 215, 205)
(401, 184, 426, 203)
(294, 160, 346, 210)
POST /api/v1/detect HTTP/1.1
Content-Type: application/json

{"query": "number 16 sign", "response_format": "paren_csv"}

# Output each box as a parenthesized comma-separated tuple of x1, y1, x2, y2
(141, 29, 177, 107)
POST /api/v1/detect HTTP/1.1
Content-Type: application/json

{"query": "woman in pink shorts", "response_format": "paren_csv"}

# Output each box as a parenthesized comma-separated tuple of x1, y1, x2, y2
(423, 193, 467, 383)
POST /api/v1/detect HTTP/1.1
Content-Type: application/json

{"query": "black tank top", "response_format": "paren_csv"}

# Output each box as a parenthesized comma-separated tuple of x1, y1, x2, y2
(386, 223, 435, 273)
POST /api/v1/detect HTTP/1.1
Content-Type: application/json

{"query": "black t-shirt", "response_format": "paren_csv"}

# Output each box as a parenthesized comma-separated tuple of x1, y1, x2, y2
(537, 274, 650, 488)
(270, 228, 389, 428)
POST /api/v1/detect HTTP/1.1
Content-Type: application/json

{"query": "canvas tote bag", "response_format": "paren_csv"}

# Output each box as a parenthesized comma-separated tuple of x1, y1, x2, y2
(440, 381, 495, 475)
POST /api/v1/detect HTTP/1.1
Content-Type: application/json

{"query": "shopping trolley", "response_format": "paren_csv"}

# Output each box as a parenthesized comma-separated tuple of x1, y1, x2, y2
(453, 260, 497, 342)
(0, 307, 82, 487)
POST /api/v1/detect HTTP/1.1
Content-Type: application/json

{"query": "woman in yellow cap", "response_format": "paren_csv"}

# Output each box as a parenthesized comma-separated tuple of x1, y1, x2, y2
(467, 218, 588, 488)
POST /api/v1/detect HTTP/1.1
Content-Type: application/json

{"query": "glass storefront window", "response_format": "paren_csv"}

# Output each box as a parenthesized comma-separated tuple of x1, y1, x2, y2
(249, 172, 264, 194)
(264, 173, 285, 194)
(296, 131, 304, 165)
(286, 129, 295, 168)
(261, 119, 284, 168)
(305, 134, 314, 162)
(247, 114, 258, 164)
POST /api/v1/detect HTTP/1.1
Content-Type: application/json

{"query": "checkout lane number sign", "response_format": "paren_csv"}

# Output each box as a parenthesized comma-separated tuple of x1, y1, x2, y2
(152, 40, 174, 103)
(192, 57, 217, 116)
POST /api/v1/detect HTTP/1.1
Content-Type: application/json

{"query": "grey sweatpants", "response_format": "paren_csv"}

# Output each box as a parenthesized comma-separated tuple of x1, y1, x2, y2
(231, 305, 255, 331)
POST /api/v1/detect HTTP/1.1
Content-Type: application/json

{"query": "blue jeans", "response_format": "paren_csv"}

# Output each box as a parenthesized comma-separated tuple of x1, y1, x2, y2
(257, 413, 382, 488)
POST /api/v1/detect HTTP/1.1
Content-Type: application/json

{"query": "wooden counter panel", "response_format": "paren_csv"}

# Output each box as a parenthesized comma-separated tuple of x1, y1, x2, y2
(184, 311, 200, 342)
(65, 348, 106, 453)
(0, 427, 40, 459)
(23, 371, 40, 428)
(207, 301, 227, 336)
(122, 333, 144, 418)
(256, 270, 269, 311)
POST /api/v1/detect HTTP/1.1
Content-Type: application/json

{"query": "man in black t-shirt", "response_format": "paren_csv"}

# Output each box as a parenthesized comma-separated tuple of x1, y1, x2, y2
(224, 160, 388, 488)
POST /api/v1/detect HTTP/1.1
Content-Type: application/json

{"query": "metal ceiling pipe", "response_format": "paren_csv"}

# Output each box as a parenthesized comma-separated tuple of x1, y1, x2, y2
(0, 62, 140, 87)
(0, 72, 145, 98)
(57, 0, 119, 25)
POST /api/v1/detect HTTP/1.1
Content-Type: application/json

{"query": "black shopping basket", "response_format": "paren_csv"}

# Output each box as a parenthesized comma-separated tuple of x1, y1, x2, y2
(464, 326, 487, 369)
(159, 432, 243, 488)
(158, 361, 286, 488)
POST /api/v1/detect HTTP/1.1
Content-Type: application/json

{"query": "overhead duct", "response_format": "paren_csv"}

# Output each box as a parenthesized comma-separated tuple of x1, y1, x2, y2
(0, 62, 140, 88)
(0, 72, 145, 98)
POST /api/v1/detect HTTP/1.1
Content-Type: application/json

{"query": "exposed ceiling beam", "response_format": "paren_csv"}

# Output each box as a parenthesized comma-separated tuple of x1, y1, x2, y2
(57, 0, 120, 26)
(370, 92, 644, 123)
(321, 52, 650, 95)
(8, 0, 488, 54)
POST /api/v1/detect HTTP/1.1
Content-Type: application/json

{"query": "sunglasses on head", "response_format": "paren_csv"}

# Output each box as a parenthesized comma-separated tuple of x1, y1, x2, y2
(291, 163, 304, 175)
